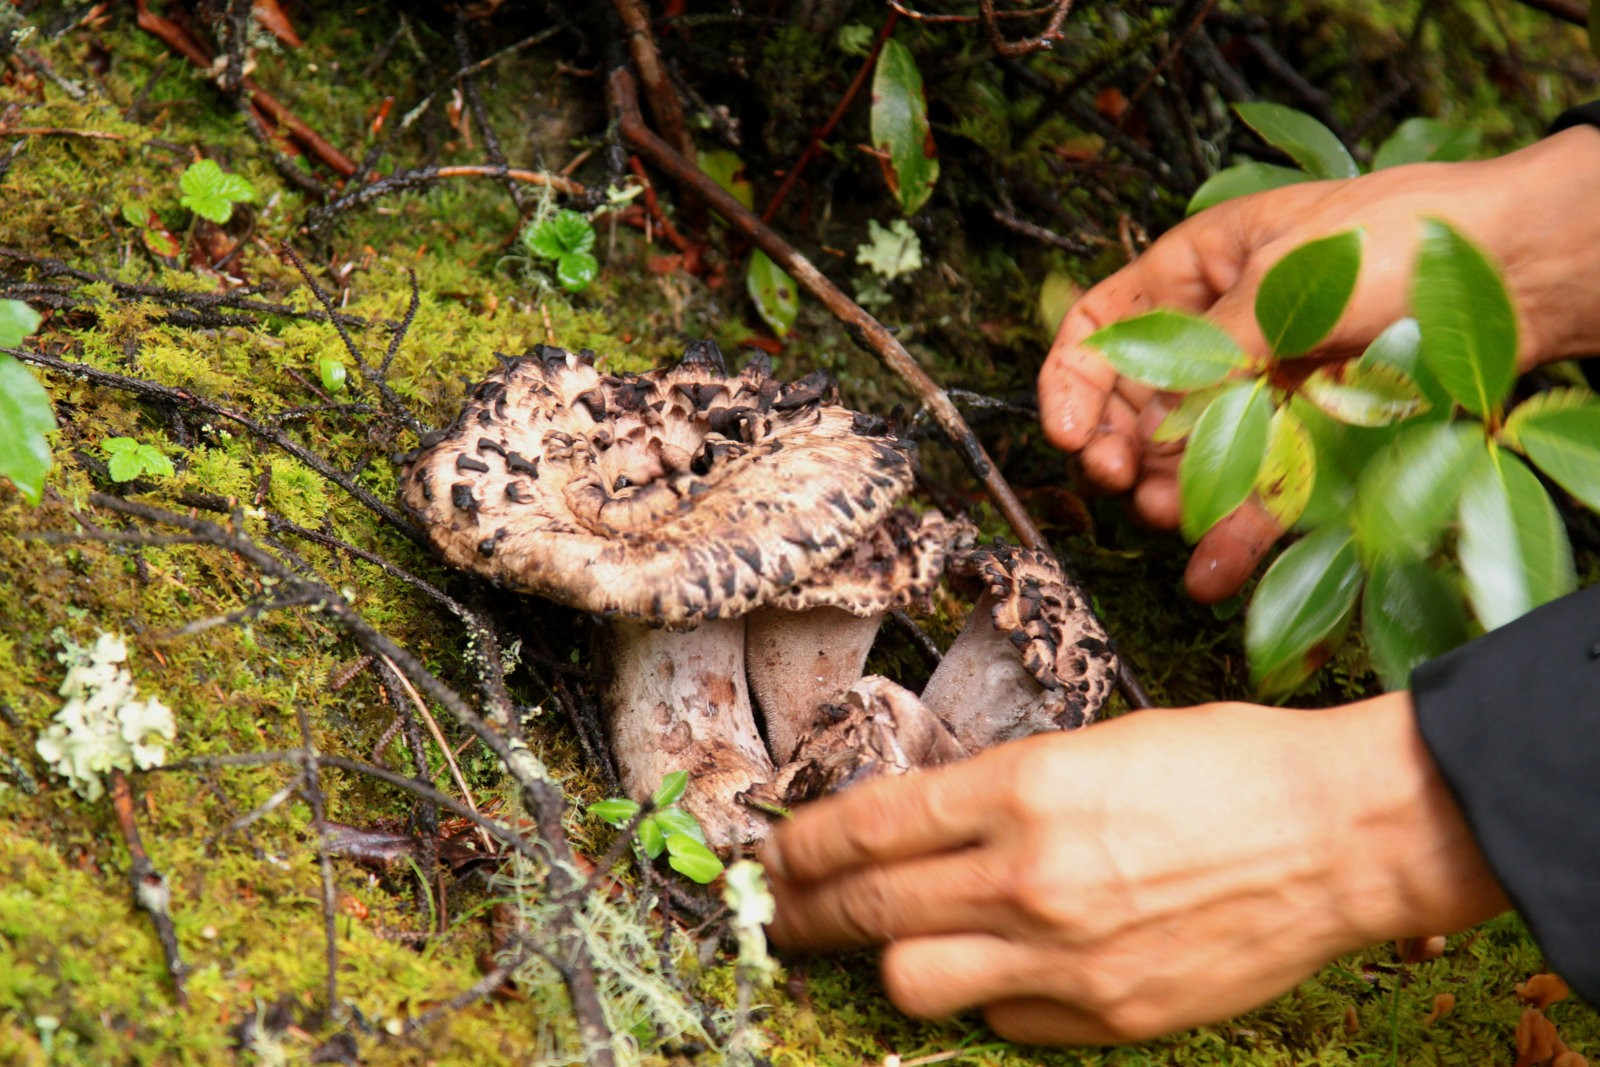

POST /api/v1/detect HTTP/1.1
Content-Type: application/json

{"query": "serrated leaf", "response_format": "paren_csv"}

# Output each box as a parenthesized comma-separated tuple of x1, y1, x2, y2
(0, 300, 42, 349)
(651, 806, 706, 844)
(1458, 449, 1575, 630)
(526, 209, 594, 259)
(0, 353, 56, 504)
(588, 797, 641, 826)
(1085, 310, 1250, 390)
(107, 450, 143, 482)
(1178, 382, 1272, 542)
(870, 38, 939, 215)
(1186, 162, 1311, 215)
(1255, 229, 1362, 357)
(556, 251, 598, 293)
(1233, 102, 1358, 180)
(664, 834, 724, 883)
(652, 770, 688, 808)
(179, 159, 254, 224)
(102, 437, 139, 455)
(1362, 556, 1471, 691)
(1411, 218, 1518, 417)
(747, 250, 798, 337)
(1373, 118, 1480, 170)
(698, 149, 753, 210)
(1245, 524, 1363, 695)
(1254, 405, 1314, 530)
(1152, 383, 1229, 443)
(1300, 359, 1428, 427)
(1352, 421, 1479, 561)
(638, 815, 667, 858)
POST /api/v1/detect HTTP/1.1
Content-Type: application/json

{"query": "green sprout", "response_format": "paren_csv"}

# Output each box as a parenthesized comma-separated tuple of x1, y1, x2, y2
(102, 436, 175, 483)
(588, 770, 725, 884)
(521, 208, 599, 294)
(178, 159, 256, 225)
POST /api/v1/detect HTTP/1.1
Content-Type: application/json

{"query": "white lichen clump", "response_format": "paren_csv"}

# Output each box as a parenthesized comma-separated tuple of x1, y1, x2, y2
(35, 630, 175, 801)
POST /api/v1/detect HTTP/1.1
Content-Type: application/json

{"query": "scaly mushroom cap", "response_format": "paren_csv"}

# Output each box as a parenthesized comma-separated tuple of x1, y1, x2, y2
(956, 545, 1119, 730)
(398, 342, 914, 626)
(766, 508, 976, 616)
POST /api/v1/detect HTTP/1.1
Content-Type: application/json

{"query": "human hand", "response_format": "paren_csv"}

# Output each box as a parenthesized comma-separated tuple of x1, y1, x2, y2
(1039, 125, 1600, 602)
(762, 692, 1508, 1044)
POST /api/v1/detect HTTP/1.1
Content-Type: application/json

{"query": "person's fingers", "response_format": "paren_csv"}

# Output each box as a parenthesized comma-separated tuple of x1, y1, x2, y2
(981, 997, 1132, 1046)
(1037, 327, 1118, 453)
(878, 934, 1051, 1019)
(1134, 394, 1183, 455)
(1078, 394, 1141, 491)
(1183, 498, 1285, 603)
(1132, 473, 1180, 530)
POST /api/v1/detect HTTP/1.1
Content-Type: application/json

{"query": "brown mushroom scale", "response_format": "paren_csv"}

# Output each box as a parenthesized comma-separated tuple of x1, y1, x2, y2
(399, 341, 919, 849)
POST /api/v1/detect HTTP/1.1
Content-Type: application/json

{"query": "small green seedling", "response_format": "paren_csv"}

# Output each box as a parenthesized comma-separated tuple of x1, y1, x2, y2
(0, 299, 56, 505)
(318, 355, 348, 393)
(521, 208, 599, 294)
(588, 770, 725, 883)
(179, 159, 256, 225)
(102, 436, 175, 483)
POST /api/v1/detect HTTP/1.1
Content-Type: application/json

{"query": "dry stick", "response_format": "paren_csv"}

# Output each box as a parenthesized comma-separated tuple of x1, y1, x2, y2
(295, 705, 344, 1021)
(380, 653, 495, 851)
(304, 164, 584, 233)
(1511, 0, 1586, 24)
(610, 0, 697, 171)
(109, 770, 188, 1005)
(609, 68, 1152, 709)
(978, 0, 1075, 57)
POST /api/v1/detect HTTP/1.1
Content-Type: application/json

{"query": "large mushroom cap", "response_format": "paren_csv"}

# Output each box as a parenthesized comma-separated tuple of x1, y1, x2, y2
(399, 342, 915, 626)
(766, 508, 976, 617)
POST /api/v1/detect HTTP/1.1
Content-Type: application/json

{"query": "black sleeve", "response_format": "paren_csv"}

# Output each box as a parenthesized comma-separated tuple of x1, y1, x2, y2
(1410, 583, 1600, 1003)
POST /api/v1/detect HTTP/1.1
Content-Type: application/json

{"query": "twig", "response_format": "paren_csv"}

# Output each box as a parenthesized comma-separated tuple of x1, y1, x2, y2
(0, 125, 125, 140)
(990, 206, 1100, 254)
(303, 164, 584, 233)
(110, 770, 187, 1004)
(295, 702, 344, 1021)
(380, 653, 494, 851)
(1510, 0, 1586, 24)
(610, 0, 697, 167)
(978, 0, 1075, 57)
(609, 67, 1151, 709)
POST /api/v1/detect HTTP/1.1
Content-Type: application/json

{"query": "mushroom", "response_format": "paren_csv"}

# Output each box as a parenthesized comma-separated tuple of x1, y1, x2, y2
(919, 545, 1119, 752)
(398, 341, 918, 849)
(745, 507, 972, 763)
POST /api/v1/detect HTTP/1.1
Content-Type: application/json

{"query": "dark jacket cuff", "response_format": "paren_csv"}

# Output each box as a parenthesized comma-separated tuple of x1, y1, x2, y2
(1410, 583, 1600, 1003)
(1549, 100, 1600, 136)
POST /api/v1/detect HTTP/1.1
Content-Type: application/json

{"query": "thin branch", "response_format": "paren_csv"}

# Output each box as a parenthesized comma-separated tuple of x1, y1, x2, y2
(110, 770, 187, 1004)
(978, 0, 1075, 57)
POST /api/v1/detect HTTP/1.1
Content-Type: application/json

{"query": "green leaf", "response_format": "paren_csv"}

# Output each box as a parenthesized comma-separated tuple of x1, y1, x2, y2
(1152, 383, 1230, 444)
(664, 834, 725, 883)
(318, 356, 347, 393)
(587, 797, 641, 827)
(1372, 118, 1480, 170)
(1299, 359, 1428, 427)
(526, 209, 594, 259)
(1357, 317, 1451, 417)
(0, 299, 42, 349)
(1254, 404, 1314, 531)
(179, 159, 255, 224)
(638, 815, 667, 859)
(870, 38, 939, 215)
(855, 219, 922, 281)
(1289, 396, 1397, 529)
(1178, 382, 1272, 542)
(1232, 102, 1359, 180)
(651, 770, 689, 809)
(1503, 394, 1600, 514)
(0, 353, 56, 504)
(651, 806, 706, 844)
(1352, 421, 1479, 561)
(1362, 556, 1471, 691)
(1186, 162, 1311, 216)
(1245, 524, 1364, 695)
(1255, 229, 1363, 357)
(555, 251, 598, 293)
(1458, 449, 1575, 630)
(121, 199, 149, 228)
(1411, 218, 1518, 417)
(1085, 310, 1251, 390)
(107, 450, 143, 482)
(747, 250, 799, 337)
(102, 436, 139, 455)
(104, 439, 172, 483)
(698, 149, 753, 210)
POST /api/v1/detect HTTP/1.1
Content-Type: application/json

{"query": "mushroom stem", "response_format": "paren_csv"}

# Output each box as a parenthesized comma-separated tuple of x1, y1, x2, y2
(918, 592, 1046, 752)
(746, 606, 884, 763)
(604, 618, 774, 850)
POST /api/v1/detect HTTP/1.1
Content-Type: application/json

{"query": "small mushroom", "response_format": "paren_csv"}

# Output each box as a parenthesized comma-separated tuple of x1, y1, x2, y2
(399, 341, 917, 849)
(919, 545, 1118, 752)
(745, 508, 971, 763)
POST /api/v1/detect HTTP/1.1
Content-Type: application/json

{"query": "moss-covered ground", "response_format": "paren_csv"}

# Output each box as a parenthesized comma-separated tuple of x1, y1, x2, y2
(1, 2, 1597, 1063)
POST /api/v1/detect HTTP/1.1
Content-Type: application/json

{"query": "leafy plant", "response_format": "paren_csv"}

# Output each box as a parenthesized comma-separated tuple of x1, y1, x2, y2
(178, 158, 256, 224)
(521, 208, 599, 294)
(102, 436, 175, 483)
(588, 770, 725, 884)
(120, 200, 181, 259)
(0, 299, 56, 505)
(1188, 103, 1479, 215)
(1088, 221, 1600, 695)
(870, 37, 939, 215)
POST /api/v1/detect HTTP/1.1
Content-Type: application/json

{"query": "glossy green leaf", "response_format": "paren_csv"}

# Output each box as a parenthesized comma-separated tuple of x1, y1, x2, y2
(555, 251, 598, 293)
(1178, 383, 1272, 542)
(1357, 317, 1451, 417)
(1352, 421, 1479, 561)
(870, 38, 939, 215)
(0, 299, 41, 349)
(665, 833, 725, 883)
(1503, 394, 1600, 514)
(1255, 230, 1362, 357)
(651, 770, 689, 809)
(1232, 102, 1358, 180)
(1411, 218, 1517, 417)
(1362, 556, 1471, 691)
(650, 806, 706, 844)
(0, 353, 56, 504)
(698, 149, 753, 209)
(1254, 405, 1314, 531)
(1152, 383, 1230, 444)
(1186, 162, 1311, 215)
(587, 798, 641, 827)
(526, 209, 595, 259)
(1245, 524, 1364, 695)
(318, 356, 347, 393)
(1300, 359, 1428, 427)
(638, 814, 667, 859)
(1372, 118, 1480, 170)
(1085, 310, 1250, 390)
(1458, 450, 1575, 630)
(747, 250, 799, 337)
(179, 159, 255, 224)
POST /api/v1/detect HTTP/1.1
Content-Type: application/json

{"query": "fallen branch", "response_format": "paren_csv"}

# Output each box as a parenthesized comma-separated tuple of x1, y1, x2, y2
(303, 164, 584, 233)
(110, 770, 188, 1004)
